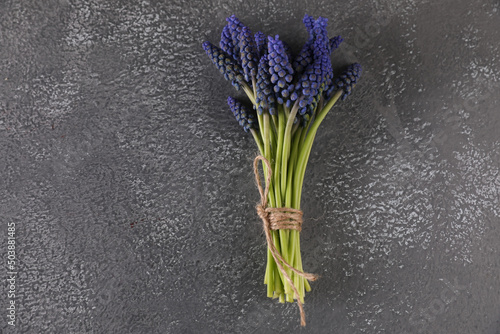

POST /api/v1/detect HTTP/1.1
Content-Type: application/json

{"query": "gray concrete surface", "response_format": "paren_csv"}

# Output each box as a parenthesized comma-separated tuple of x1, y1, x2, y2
(1, 0, 499, 333)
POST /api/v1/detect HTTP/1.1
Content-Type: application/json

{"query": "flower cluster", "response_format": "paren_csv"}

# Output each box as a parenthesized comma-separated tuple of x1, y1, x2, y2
(203, 14, 361, 130)
(227, 96, 257, 132)
(256, 55, 277, 115)
(333, 63, 363, 100)
(239, 26, 258, 81)
(202, 41, 244, 90)
(291, 17, 330, 117)
(267, 35, 294, 105)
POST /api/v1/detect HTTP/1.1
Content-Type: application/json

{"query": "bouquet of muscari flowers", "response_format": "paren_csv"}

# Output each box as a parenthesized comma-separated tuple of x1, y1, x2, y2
(202, 14, 361, 326)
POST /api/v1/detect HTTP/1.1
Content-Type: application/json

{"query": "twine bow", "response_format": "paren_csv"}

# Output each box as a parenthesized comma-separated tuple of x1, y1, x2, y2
(253, 155, 318, 327)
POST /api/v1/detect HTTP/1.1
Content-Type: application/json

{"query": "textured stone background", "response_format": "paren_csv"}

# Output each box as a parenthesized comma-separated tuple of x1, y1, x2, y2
(1, 0, 499, 333)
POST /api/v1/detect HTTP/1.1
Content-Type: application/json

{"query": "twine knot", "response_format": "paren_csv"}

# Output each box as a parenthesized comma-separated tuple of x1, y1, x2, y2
(256, 204, 268, 226)
(253, 155, 319, 327)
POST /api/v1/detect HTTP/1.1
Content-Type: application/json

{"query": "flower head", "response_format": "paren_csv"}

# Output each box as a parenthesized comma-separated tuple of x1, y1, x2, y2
(267, 35, 294, 105)
(290, 17, 332, 117)
(225, 15, 245, 58)
(220, 25, 237, 60)
(227, 96, 258, 132)
(292, 15, 316, 76)
(203, 41, 245, 90)
(303, 14, 315, 35)
(238, 26, 258, 82)
(333, 63, 363, 100)
(293, 44, 313, 77)
(329, 35, 343, 53)
(256, 54, 277, 115)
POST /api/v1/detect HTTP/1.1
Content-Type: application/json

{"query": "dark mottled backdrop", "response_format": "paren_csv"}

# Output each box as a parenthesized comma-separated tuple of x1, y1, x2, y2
(0, 0, 499, 333)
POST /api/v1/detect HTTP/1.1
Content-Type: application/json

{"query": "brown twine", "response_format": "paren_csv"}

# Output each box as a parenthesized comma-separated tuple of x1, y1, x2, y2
(253, 155, 319, 327)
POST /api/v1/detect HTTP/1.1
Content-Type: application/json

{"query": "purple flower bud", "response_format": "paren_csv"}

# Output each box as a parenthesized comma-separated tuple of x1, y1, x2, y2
(225, 15, 245, 60)
(238, 26, 258, 81)
(203, 41, 245, 90)
(290, 16, 332, 118)
(255, 55, 277, 115)
(333, 63, 362, 100)
(227, 96, 258, 132)
(303, 14, 315, 36)
(329, 35, 343, 53)
(267, 35, 294, 106)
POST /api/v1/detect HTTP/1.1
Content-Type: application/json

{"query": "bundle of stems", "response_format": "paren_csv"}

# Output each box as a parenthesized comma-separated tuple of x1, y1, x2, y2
(243, 83, 343, 303)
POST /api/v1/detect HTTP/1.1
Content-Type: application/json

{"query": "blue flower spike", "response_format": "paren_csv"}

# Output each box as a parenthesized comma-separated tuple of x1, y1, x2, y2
(227, 96, 258, 132)
(220, 25, 236, 60)
(292, 14, 315, 75)
(303, 14, 315, 35)
(290, 16, 332, 117)
(226, 15, 245, 60)
(256, 54, 277, 115)
(267, 35, 294, 105)
(238, 26, 258, 82)
(329, 35, 343, 53)
(334, 63, 363, 100)
(202, 41, 245, 90)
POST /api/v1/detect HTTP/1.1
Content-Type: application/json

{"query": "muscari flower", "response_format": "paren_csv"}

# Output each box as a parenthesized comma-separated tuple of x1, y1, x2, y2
(292, 43, 313, 77)
(227, 96, 258, 132)
(268, 35, 294, 105)
(292, 15, 315, 76)
(333, 63, 363, 100)
(290, 17, 332, 118)
(292, 15, 341, 76)
(220, 25, 237, 60)
(238, 26, 258, 82)
(226, 15, 245, 60)
(329, 35, 343, 53)
(256, 54, 277, 115)
(202, 41, 245, 90)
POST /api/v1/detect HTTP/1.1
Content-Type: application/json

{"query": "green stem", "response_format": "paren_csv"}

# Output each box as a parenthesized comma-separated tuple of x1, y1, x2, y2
(274, 111, 285, 207)
(283, 104, 290, 119)
(262, 113, 276, 208)
(291, 122, 299, 137)
(257, 112, 265, 141)
(242, 83, 256, 105)
(262, 111, 278, 297)
(250, 129, 264, 156)
(266, 248, 274, 297)
(271, 113, 278, 136)
(280, 100, 300, 197)
(243, 82, 265, 143)
(277, 102, 300, 302)
(299, 113, 313, 148)
(252, 76, 257, 97)
(286, 127, 302, 207)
